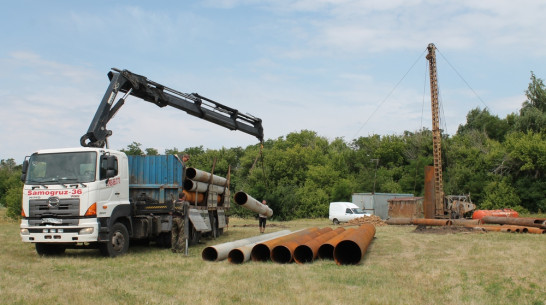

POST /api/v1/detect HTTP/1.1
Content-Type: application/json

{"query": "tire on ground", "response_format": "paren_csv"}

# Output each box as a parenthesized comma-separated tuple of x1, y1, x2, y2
(99, 222, 129, 257)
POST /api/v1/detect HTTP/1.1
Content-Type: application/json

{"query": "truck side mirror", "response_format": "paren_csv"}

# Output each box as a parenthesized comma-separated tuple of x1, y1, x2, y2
(20, 159, 29, 182)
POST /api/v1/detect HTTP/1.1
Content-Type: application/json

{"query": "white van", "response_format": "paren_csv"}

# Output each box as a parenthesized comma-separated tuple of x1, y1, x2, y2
(329, 202, 371, 225)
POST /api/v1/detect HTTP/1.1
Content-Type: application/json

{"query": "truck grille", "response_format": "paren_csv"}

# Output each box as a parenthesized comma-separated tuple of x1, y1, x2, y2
(29, 198, 81, 218)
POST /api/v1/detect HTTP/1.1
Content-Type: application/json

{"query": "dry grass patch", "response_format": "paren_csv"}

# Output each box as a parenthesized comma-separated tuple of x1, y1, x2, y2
(1, 209, 544, 305)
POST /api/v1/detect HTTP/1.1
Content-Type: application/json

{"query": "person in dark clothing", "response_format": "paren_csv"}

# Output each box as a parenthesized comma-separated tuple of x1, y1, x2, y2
(259, 200, 268, 233)
(171, 192, 189, 253)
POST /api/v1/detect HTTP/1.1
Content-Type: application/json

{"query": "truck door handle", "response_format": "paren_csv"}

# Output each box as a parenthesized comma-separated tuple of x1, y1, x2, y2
(115, 192, 120, 195)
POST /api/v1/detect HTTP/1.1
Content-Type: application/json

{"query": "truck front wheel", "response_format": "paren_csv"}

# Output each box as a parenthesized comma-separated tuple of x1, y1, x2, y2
(35, 243, 66, 256)
(100, 222, 129, 257)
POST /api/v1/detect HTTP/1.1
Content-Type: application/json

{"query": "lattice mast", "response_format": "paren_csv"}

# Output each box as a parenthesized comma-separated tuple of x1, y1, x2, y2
(426, 43, 445, 216)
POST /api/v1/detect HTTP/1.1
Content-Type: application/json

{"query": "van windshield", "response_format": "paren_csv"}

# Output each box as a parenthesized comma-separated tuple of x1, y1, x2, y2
(351, 208, 366, 214)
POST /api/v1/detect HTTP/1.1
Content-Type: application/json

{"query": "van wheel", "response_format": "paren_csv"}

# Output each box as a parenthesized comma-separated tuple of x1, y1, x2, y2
(333, 219, 340, 225)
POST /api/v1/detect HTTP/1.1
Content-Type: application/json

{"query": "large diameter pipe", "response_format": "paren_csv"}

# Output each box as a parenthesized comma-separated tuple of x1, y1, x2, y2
(186, 167, 227, 186)
(385, 218, 413, 225)
(334, 224, 376, 265)
(318, 228, 356, 260)
(234, 192, 273, 217)
(202, 230, 291, 262)
(184, 179, 226, 194)
(294, 227, 346, 264)
(412, 218, 452, 226)
(482, 216, 546, 229)
(183, 190, 221, 205)
(251, 228, 318, 262)
(271, 227, 333, 264)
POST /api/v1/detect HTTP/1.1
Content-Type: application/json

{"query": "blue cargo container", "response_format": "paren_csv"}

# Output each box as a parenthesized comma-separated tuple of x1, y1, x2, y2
(128, 155, 184, 208)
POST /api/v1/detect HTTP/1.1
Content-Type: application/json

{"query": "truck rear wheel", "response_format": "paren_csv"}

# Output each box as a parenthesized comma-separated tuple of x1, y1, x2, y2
(35, 243, 66, 256)
(188, 222, 201, 246)
(333, 218, 340, 225)
(100, 222, 129, 257)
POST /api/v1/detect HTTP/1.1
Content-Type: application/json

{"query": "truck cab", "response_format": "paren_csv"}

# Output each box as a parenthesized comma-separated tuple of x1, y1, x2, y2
(20, 147, 131, 256)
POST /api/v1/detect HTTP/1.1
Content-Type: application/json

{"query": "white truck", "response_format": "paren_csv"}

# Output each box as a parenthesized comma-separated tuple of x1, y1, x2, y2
(19, 68, 264, 257)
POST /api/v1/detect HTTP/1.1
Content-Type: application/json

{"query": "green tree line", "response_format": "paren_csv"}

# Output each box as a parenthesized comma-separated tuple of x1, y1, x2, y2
(2, 73, 545, 219)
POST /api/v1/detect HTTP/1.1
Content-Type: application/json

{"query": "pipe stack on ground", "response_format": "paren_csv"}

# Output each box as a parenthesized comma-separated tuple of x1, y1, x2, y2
(251, 228, 318, 261)
(202, 230, 291, 262)
(318, 228, 357, 260)
(334, 224, 376, 265)
(234, 192, 273, 217)
(294, 227, 346, 264)
(271, 227, 333, 264)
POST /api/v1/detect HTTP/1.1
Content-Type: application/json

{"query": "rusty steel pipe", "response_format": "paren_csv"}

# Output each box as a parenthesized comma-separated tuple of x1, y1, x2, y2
(318, 228, 356, 260)
(294, 227, 346, 264)
(385, 218, 413, 225)
(271, 227, 332, 264)
(482, 216, 546, 229)
(451, 219, 481, 226)
(202, 230, 291, 262)
(251, 228, 318, 262)
(183, 190, 221, 205)
(334, 224, 376, 265)
(412, 218, 452, 226)
(185, 167, 227, 186)
(234, 192, 273, 217)
(526, 227, 546, 234)
(228, 243, 255, 264)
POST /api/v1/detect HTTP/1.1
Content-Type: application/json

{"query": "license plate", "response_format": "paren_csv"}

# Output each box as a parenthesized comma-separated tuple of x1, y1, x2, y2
(42, 218, 63, 224)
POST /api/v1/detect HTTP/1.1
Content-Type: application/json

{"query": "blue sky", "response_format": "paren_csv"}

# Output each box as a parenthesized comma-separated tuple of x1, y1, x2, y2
(1, 1, 545, 162)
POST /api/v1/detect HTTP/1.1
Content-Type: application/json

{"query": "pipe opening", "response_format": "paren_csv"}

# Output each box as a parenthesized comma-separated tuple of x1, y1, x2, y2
(186, 168, 197, 180)
(234, 192, 249, 205)
(202, 247, 218, 261)
(334, 240, 362, 265)
(294, 246, 313, 264)
(271, 246, 292, 264)
(228, 249, 245, 264)
(318, 244, 334, 260)
(251, 244, 271, 262)
(183, 179, 194, 191)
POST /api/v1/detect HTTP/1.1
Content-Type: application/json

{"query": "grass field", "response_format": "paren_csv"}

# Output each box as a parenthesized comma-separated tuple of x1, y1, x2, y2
(1, 208, 544, 305)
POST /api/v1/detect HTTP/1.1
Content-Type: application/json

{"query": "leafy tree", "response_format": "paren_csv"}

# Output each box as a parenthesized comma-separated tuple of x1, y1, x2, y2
(120, 141, 144, 155)
(457, 107, 509, 141)
(480, 179, 522, 212)
(145, 148, 159, 156)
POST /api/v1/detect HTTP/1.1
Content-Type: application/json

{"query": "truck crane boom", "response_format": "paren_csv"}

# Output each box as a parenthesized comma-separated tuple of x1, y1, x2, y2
(80, 68, 264, 148)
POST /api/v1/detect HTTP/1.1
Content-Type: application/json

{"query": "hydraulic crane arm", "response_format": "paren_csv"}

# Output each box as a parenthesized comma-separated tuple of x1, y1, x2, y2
(80, 68, 264, 148)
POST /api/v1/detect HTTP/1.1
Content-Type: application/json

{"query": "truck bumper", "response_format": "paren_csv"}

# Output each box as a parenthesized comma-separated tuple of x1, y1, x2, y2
(20, 218, 100, 243)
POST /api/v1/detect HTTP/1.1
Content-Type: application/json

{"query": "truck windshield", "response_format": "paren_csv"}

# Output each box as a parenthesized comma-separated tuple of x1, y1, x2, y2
(26, 151, 97, 184)
(351, 208, 366, 214)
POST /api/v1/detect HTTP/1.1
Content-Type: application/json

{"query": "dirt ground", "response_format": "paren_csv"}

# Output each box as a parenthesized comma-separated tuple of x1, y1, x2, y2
(413, 225, 486, 234)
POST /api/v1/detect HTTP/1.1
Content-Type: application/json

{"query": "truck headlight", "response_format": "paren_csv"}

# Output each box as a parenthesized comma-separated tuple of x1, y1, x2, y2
(79, 227, 94, 235)
(20, 229, 30, 235)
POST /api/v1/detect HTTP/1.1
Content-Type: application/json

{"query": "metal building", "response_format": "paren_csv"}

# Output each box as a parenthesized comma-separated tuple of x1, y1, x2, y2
(351, 193, 414, 220)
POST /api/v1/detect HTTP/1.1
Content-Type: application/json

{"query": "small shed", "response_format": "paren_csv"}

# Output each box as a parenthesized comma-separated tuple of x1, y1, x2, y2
(352, 193, 414, 220)
(387, 197, 424, 219)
